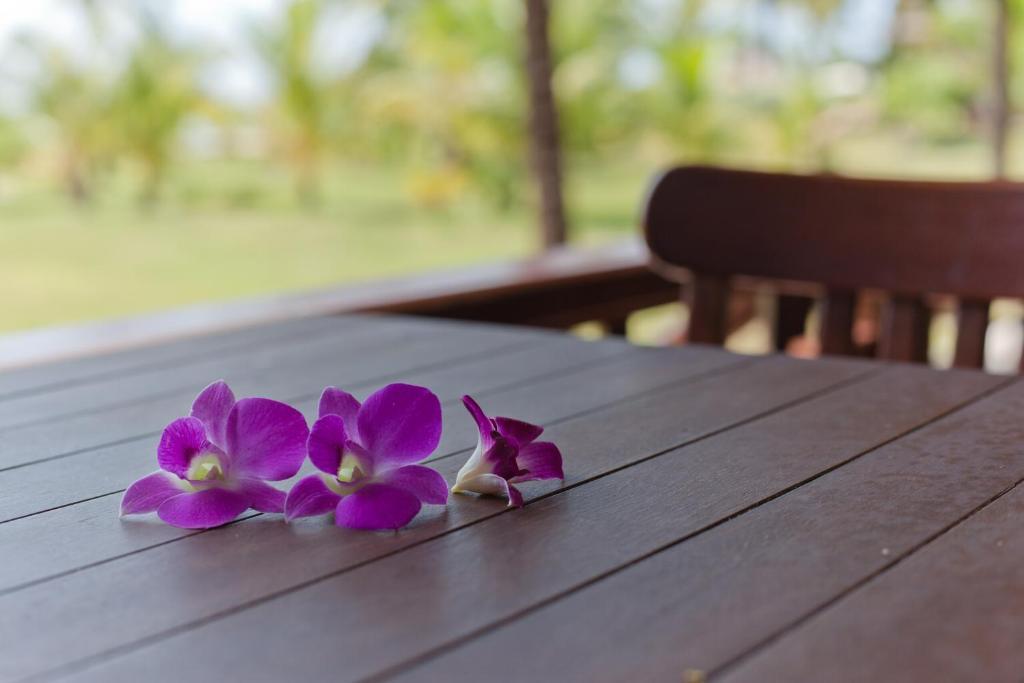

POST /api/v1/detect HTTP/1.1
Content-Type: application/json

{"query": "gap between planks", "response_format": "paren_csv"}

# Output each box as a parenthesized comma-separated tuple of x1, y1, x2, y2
(0, 330, 544, 476)
(0, 315, 349, 400)
(0, 317, 524, 434)
(709, 382, 1024, 681)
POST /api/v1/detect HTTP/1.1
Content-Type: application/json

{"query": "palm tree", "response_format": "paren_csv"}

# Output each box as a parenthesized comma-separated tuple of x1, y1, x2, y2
(28, 46, 112, 203)
(251, 0, 334, 205)
(108, 15, 201, 204)
(365, 1, 526, 211)
(524, 0, 567, 247)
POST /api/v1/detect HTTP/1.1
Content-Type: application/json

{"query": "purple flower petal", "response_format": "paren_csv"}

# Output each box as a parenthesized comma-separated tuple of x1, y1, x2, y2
(157, 417, 212, 477)
(225, 398, 309, 480)
(495, 417, 543, 447)
(357, 384, 442, 466)
(307, 414, 348, 475)
(120, 471, 187, 516)
(462, 395, 496, 451)
(284, 475, 343, 521)
(485, 436, 523, 480)
(379, 464, 449, 505)
(156, 487, 250, 529)
(334, 483, 422, 530)
(237, 479, 287, 513)
(511, 441, 564, 482)
(318, 386, 361, 439)
(190, 380, 235, 451)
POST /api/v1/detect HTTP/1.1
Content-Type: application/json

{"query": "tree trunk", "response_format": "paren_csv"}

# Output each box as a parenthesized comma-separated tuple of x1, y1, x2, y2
(993, 0, 1011, 178)
(63, 151, 90, 205)
(524, 0, 568, 248)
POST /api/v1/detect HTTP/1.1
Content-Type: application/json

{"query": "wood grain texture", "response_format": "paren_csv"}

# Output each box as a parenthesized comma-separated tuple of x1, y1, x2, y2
(4, 314, 1017, 683)
(720, 430, 1024, 683)
(50, 365, 1001, 683)
(0, 342, 735, 593)
(0, 314, 346, 399)
(395, 376, 1021, 683)
(2, 355, 871, 681)
(0, 320, 538, 474)
(0, 316, 414, 430)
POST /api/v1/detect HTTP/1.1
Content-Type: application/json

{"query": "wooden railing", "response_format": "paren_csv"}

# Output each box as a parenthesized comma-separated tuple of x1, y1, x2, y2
(0, 239, 678, 370)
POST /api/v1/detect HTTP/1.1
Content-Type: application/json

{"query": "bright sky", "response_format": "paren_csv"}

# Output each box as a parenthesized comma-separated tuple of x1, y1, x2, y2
(0, 0, 382, 112)
(0, 0, 897, 115)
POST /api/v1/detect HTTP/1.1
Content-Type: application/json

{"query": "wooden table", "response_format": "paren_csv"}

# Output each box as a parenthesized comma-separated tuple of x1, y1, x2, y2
(1, 314, 1022, 682)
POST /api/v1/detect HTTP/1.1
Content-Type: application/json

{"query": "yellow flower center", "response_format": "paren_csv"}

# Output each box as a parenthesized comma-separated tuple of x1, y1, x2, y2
(187, 453, 225, 482)
(324, 453, 370, 496)
(336, 453, 365, 483)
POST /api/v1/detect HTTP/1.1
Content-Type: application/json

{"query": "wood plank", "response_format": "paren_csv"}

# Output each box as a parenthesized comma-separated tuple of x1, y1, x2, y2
(0, 355, 875, 681)
(819, 289, 856, 356)
(0, 314, 345, 399)
(0, 321, 539, 473)
(394, 376, 1024, 682)
(0, 341, 722, 592)
(878, 295, 930, 362)
(0, 334, 627, 523)
(0, 316, 420, 430)
(953, 298, 989, 369)
(719, 441, 1024, 683)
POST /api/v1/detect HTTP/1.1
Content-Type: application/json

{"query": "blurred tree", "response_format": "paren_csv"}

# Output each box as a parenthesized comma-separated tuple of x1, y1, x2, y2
(251, 0, 335, 205)
(993, 0, 1011, 177)
(28, 46, 113, 203)
(371, 0, 642, 243)
(651, 37, 722, 161)
(109, 15, 201, 205)
(368, 1, 525, 210)
(880, 1, 985, 147)
(0, 117, 25, 169)
(525, 0, 567, 246)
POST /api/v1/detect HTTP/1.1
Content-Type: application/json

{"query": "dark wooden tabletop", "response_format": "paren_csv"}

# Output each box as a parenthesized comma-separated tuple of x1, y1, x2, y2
(2, 314, 1022, 683)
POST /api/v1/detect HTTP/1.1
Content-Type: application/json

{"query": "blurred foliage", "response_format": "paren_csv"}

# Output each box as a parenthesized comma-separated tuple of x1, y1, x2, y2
(0, 0, 1007, 207)
(0, 0, 1016, 333)
(109, 16, 202, 204)
(26, 43, 114, 201)
(880, 1, 986, 144)
(251, 0, 339, 203)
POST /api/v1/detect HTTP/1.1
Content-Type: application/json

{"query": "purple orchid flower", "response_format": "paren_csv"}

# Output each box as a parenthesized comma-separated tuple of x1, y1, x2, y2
(451, 395, 563, 507)
(120, 380, 309, 529)
(284, 383, 448, 530)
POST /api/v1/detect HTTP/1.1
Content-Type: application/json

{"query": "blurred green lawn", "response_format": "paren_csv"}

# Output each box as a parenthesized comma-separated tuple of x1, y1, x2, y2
(0, 133, 1007, 334)
(0, 160, 645, 333)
